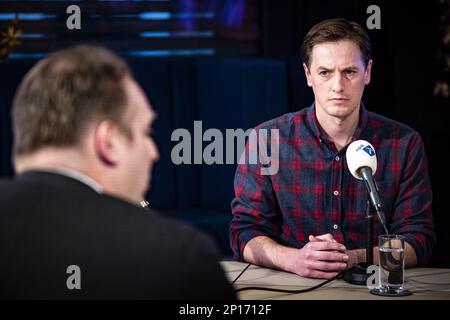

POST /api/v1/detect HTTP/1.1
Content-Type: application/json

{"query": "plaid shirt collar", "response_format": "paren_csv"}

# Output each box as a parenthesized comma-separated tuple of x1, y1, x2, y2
(306, 102, 373, 150)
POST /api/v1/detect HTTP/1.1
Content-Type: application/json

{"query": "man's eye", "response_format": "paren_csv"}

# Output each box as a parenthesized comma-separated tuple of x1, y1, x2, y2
(319, 71, 329, 77)
(345, 70, 356, 76)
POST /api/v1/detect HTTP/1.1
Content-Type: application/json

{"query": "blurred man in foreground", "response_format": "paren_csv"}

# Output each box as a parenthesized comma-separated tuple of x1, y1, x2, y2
(0, 45, 235, 299)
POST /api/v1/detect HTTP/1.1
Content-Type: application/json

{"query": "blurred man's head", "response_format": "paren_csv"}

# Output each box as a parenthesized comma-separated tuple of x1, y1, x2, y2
(12, 45, 159, 203)
(301, 18, 373, 121)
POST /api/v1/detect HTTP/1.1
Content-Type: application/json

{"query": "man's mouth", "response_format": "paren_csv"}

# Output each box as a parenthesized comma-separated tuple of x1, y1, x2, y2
(329, 97, 349, 103)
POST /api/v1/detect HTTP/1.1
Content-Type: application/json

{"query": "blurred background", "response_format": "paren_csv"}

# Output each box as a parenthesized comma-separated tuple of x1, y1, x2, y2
(1, 0, 448, 266)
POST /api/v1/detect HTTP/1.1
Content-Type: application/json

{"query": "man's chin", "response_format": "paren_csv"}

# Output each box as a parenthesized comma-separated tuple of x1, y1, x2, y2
(326, 104, 356, 117)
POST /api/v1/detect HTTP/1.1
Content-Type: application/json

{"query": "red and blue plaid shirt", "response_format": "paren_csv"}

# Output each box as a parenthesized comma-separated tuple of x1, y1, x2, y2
(230, 104, 435, 266)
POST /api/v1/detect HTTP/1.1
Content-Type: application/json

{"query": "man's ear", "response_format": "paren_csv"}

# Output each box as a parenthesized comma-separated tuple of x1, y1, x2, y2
(94, 120, 121, 166)
(303, 63, 312, 87)
(364, 59, 373, 85)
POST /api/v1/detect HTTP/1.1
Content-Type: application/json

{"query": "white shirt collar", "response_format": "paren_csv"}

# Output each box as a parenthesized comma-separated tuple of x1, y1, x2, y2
(44, 168, 103, 193)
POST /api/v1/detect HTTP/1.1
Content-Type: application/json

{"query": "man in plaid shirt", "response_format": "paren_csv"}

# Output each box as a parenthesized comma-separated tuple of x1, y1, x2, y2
(230, 18, 435, 279)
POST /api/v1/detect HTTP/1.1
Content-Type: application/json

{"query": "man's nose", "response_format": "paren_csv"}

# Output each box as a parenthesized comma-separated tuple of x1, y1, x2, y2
(332, 73, 344, 92)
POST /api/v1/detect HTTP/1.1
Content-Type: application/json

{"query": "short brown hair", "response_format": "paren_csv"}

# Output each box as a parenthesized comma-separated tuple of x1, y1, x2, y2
(12, 45, 132, 155)
(301, 18, 372, 68)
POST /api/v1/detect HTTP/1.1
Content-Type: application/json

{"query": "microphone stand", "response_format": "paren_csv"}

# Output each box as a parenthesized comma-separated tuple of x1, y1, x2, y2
(343, 200, 374, 285)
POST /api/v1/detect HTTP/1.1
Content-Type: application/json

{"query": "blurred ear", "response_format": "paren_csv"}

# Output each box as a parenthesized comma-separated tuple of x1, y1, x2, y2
(364, 59, 373, 85)
(303, 63, 312, 87)
(94, 120, 122, 166)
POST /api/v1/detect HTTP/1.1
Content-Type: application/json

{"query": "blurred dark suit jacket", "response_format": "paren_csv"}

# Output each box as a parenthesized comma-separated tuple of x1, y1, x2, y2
(0, 171, 235, 300)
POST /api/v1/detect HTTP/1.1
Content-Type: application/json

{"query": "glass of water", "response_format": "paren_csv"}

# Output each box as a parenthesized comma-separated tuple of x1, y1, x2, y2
(378, 234, 407, 294)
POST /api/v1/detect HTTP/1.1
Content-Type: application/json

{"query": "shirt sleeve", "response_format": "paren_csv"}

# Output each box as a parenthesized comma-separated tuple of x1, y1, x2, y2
(229, 138, 281, 261)
(390, 132, 436, 266)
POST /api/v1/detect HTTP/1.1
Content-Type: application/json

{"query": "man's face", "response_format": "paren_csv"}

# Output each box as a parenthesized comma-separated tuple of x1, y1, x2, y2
(115, 78, 159, 203)
(303, 40, 372, 120)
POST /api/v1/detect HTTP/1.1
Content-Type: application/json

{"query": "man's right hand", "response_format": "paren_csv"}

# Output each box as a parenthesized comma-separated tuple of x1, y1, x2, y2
(287, 234, 349, 279)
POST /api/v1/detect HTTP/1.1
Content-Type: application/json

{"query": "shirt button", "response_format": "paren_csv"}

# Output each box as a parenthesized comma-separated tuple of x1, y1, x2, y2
(333, 190, 339, 196)
(335, 156, 340, 161)
(333, 224, 339, 230)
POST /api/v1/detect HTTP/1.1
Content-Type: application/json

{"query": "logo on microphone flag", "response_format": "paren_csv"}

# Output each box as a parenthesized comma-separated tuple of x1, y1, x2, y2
(355, 143, 375, 156)
(362, 145, 375, 156)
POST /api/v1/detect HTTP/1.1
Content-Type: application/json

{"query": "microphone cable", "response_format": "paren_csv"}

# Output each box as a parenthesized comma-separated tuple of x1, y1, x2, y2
(232, 264, 344, 294)
(231, 263, 252, 285)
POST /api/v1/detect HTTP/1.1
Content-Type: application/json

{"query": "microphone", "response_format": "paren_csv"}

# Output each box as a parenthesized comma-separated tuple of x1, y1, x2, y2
(346, 140, 389, 234)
